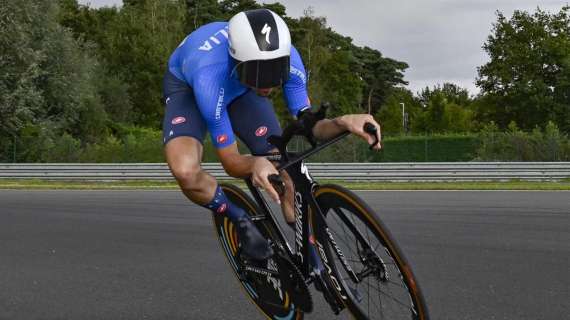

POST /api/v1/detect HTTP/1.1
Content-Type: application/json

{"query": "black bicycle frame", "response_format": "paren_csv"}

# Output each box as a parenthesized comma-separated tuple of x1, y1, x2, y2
(245, 131, 350, 278)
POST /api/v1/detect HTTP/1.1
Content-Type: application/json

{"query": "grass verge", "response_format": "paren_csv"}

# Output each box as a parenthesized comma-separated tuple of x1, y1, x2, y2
(1, 179, 569, 190)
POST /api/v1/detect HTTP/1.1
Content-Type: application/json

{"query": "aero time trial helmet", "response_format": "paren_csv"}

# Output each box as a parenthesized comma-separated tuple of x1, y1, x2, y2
(228, 9, 291, 89)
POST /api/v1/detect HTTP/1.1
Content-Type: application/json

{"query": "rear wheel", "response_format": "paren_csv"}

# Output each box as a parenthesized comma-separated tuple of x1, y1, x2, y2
(212, 183, 304, 320)
(311, 184, 429, 320)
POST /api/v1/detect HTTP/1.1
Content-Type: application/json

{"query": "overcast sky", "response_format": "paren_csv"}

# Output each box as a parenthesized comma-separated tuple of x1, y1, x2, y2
(79, 0, 568, 95)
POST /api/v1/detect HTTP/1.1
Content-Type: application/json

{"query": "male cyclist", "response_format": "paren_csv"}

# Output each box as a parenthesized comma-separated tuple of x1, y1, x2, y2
(163, 9, 381, 260)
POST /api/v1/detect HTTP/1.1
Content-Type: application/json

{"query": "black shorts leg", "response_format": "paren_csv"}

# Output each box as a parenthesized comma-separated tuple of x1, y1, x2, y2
(228, 90, 283, 155)
(162, 71, 207, 145)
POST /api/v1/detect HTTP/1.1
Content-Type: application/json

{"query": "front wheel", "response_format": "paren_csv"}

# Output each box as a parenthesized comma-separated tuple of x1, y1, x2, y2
(212, 183, 304, 320)
(310, 184, 429, 320)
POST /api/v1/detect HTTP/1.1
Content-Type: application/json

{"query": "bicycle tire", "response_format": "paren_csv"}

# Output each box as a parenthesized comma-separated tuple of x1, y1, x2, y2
(212, 183, 304, 320)
(310, 184, 429, 320)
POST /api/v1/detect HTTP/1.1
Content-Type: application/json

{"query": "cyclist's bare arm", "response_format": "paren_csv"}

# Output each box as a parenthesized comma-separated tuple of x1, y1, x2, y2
(217, 143, 281, 202)
(313, 114, 382, 150)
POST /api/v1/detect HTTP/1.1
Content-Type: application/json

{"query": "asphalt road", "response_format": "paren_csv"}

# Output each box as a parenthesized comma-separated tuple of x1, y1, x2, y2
(0, 190, 568, 320)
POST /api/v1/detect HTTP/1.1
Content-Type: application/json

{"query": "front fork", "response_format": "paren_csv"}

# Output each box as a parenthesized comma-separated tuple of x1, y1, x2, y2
(306, 202, 349, 315)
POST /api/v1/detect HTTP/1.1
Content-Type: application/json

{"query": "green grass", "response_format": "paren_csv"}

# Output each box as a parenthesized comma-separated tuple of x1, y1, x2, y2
(1, 179, 569, 190)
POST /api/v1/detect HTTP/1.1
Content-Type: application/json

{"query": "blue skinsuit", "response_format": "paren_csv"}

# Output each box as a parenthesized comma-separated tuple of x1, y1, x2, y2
(163, 21, 309, 150)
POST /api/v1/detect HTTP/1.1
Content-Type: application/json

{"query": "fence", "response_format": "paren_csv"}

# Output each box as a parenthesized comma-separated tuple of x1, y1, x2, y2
(1, 163, 569, 182)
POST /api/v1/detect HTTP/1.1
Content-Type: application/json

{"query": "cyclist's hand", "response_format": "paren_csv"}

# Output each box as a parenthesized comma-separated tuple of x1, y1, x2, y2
(335, 114, 382, 150)
(252, 157, 281, 204)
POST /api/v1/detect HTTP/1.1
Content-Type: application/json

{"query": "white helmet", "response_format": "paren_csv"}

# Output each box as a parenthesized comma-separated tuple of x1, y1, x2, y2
(228, 9, 291, 88)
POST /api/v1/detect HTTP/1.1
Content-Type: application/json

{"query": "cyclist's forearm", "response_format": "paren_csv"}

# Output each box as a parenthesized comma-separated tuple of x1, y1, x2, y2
(216, 143, 258, 178)
(220, 153, 258, 178)
(312, 117, 346, 141)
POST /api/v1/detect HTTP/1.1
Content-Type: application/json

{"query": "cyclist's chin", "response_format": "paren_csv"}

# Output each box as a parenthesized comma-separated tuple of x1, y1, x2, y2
(255, 88, 273, 96)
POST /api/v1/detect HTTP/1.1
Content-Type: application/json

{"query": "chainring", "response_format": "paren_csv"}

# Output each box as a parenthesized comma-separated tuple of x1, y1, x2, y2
(273, 249, 313, 313)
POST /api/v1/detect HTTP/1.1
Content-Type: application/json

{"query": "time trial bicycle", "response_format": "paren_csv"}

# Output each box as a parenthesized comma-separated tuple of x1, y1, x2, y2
(211, 105, 429, 320)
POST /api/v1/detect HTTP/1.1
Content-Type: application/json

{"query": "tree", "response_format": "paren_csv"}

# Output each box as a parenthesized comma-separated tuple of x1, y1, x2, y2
(476, 6, 570, 132)
(185, 0, 224, 30)
(0, 0, 44, 135)
(102, 0, 188, 127)
(419, 83, 471, 107)
(1, 0, 116, 163)
(376, 87, 418, 134)
(354, 46, 408, 115)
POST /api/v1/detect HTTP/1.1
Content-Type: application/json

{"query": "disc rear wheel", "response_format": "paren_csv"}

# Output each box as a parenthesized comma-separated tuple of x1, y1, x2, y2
(212, 183, 304, 320)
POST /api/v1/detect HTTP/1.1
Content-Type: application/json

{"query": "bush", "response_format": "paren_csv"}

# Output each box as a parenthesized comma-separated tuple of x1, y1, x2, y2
(291, 134, 479, 162)
(47, 133, 82, 162)
(80, 125, 165, 162)
(475, 121, 570, 161)
(374, 134, 478, 162)
(81, 135, 125, 162)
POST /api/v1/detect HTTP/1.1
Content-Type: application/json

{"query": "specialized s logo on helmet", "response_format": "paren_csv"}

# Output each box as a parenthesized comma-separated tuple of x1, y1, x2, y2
(261, 23, 271, 44)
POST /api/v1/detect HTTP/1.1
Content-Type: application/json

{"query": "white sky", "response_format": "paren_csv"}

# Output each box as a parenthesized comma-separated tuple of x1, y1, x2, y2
(79, 0, 568, 95)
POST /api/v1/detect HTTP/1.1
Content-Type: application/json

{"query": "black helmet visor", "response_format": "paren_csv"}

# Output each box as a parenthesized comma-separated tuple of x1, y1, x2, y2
(233, 56, 290, 89)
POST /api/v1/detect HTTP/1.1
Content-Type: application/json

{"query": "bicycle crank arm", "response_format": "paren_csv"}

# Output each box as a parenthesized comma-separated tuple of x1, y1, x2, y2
(243, 265, 280, 277)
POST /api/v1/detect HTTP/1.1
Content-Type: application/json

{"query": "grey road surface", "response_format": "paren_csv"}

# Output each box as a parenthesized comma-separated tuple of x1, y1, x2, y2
(1, 190, 568, 320)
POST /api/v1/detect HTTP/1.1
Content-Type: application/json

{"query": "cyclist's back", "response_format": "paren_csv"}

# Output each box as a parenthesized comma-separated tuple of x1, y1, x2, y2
(168, 22, 231, 86)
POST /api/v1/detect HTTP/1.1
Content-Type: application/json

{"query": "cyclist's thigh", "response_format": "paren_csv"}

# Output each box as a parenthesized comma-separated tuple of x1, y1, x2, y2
(162, 70, 207, 146)
(228, 90, 283, 155)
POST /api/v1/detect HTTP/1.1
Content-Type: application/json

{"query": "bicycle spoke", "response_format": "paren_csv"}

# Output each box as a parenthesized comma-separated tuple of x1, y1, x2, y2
(375, 279, 386, 320)
(384, 278, 407, 289)
(329, 213, 361, 258)
(367, 276, 370, 317)
(366, 281, 412, 310)
(367, 294, 386, 319)
(333, 208, 358, 272)
(326, 226, 360, 261)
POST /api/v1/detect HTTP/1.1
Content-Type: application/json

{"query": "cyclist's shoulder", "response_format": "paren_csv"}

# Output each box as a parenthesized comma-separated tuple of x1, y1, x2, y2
(189, 21, 229, 41)
(179, 22, 229, 54)
(175, 23, 230, 77)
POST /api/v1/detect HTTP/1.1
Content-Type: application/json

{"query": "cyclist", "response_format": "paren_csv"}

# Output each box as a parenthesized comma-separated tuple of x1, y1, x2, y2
(163, 9, 381, 260)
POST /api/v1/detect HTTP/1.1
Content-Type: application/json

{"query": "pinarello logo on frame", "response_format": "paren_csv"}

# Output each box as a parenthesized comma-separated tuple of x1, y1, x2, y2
(255, 126, 268, 137)
(217, 134, 228, 144)
(171, 116, 186, 125)
(217, 203, 227, 213)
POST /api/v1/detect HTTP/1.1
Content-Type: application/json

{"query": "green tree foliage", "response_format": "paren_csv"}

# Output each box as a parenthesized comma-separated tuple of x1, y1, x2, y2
(476, 6, 570, 132)
(378, 83, 475, 135)
(376, 87, 417, 134)
(355, 47, 409, 115)
(0, 0, 420, 162)
(102, 0, 188, 127)
(186, 0, 224, 30)
(0, 0, 44, 134)
(418, 86, 475, 134)
(1, 0, 109, 162)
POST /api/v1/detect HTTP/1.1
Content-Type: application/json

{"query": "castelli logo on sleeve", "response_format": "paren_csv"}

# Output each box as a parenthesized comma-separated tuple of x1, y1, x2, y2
(216, 203, 227, 213)
(217, 134, 228, 144)
(255, 126, 268, 137)
(171, 116, 186, 125)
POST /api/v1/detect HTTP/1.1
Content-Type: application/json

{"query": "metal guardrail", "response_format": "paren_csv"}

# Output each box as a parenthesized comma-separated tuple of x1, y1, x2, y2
(1, 162, 569, 182)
